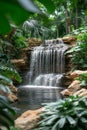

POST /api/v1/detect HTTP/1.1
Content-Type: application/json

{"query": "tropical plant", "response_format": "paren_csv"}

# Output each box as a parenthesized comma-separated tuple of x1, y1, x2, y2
(0, 38, 22, 96)
(11, 28, 28, 49)
(0, 0, 55, 35)
(71, 43, 87, 69)
(35, 96, 87, 130)
(71, 27, 87, 35)
(0, 0, 87, 37)
(75, 73, 87, 88)
(0, 66, 22, 83)
(0, 95, 16, 130)
(66, 32, 87, 69)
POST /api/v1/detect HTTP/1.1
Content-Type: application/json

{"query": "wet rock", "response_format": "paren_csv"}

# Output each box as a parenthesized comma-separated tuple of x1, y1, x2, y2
(9, 85, 18, 93)
(68, 80, 81, 92)
(15, 108, 44, 130)
(61, 89, 73, 96)
(0, 90, 18, 102)
(26, 38, 42, 47)
(61, 80, 81, 96)
(8, 93, 18, 102)
(70, 70, 87, 79)
(11, 59, 26, 70)
(74, 88, 87, 97)
(62, 36, 77, 44)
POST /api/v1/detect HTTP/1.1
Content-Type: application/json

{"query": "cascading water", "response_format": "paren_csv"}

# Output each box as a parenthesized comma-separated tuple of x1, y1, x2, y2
(25, 39, 68, 87)
(14, 39, 68, 114)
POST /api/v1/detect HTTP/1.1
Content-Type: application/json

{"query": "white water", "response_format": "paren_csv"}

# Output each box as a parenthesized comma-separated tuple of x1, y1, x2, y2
(25, 39, 68, 87)
(15, 39, 68, 112)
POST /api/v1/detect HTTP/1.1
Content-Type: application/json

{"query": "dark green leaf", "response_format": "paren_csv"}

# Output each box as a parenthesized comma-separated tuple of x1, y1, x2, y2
(66, 116, 76, 125)
(80, 117, 87, 123)
(0, 110, 14, 126)
(38, 0, 55, 13)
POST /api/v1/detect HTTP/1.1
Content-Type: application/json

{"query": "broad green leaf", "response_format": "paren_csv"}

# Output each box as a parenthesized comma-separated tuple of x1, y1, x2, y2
(0, 95, 16, 129)
(0, 66, 22, 83)
(0, 0, 32, 34)
(57, 117, 66, 128)
(0, 110, 14, 125)
(0, 14, 11, 34)
(0, 75, 13, 85)
(0, 119, 9, 130)
(18, 0, 41, 13)
(80, 117, 87, 123)
(66, 116, 76, 125)
(80, 80, 87, 87)
(38, 0, 55, 13)
(45, 115, 58, 125)
(52, 118, 66, 130)
(0, 84, 11, 93)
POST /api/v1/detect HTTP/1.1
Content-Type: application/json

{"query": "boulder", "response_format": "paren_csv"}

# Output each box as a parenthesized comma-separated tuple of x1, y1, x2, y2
(68, 80, 81, 92)
(61, 89, 73, 96)
(9, 85, 18, 93)
(11, 59, 26, 70)
(61, 80, 81, 96)
(15, 108, 44, 130)
(74, 88, 87, 97)
(62, 36, 77, 44)
(70, 70, 87, 79)
(62, 36, 77, 47)
(8, 93, 18, 102)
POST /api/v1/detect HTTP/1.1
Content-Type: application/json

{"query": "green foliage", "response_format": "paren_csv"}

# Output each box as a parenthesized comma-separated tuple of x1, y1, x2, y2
(0, 0, 31, 34)
(35, 96, 87, 130)
(22, 19, 50, 39)
(0, 36, 22, 85)
(72, 43, 87, 69)
(0, 84, 11, 94)
(0, 95, 16, 130)
(11, 28, 28, 49)
(0, 0, 55, 35)
(75, 73, 87, 87)
(0, 74, 12, 86)
(71, 27, 87, 35)
(77, 32, 87, 43)
(37, 0, 55, 14)
(10, 126, 21, 130)
(66, 33, 87, 69)
(0, 66, 22, 83)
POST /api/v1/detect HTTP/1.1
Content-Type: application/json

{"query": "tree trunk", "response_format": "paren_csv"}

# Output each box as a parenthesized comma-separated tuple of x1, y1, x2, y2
(75, 5, 78, 29)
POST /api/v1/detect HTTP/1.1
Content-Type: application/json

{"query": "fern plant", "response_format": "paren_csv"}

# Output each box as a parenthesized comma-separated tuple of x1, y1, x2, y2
(35, 96, 87, 130)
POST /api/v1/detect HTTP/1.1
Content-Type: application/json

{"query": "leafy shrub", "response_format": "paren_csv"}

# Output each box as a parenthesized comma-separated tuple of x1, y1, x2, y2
(71, 27, 87, 35)
(0, 66, 22, 83)
(71, 43, 87, 69)
(0, 95, 16, 129)
(35, 96, 87, 130)
(11, 29, 28, 49)
(66, 33, 87, 69)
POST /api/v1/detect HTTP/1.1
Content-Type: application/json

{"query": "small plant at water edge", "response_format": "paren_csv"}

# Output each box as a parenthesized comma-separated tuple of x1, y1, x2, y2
(75, 73, 87, 88)
(35, 96, 87, 130)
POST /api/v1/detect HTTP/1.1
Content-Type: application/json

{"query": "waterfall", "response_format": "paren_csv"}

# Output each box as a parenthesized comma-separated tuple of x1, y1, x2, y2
(14, 39, 68, 112)
(25, 39, 68, 87)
